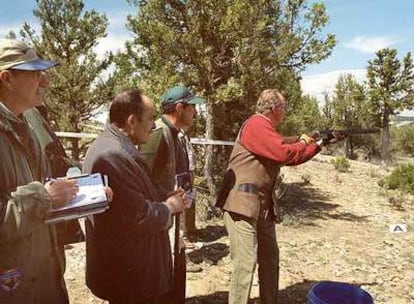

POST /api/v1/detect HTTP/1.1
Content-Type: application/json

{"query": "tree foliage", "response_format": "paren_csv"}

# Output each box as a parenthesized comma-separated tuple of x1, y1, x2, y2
(323, 74, 375, 158)
(391, 123, 414, 156)
(20, 0, 114, 159)
(123, 0, 335, 192)
(367, 48, 414, 161)
(282, 94, 322, 135)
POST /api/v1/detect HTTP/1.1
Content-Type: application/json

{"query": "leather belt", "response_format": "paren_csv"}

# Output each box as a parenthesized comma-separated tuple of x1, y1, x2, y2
(235, 183, 261, 195)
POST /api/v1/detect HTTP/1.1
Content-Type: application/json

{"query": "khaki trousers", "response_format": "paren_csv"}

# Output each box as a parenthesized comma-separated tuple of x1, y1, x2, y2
(224, 211, 279, 304)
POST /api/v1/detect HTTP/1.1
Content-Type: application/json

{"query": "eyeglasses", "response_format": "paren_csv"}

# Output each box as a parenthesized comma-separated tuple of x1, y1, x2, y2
(7, 69, 48, 79)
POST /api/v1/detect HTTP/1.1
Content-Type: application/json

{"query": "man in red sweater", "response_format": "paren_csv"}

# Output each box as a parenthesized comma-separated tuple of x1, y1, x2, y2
(216, 89, 341, 304)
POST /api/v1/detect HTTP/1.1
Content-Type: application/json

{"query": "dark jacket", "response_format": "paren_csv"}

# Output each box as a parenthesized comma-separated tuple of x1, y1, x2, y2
(82, 124, 172, 302)
(0, 103, 68, 304)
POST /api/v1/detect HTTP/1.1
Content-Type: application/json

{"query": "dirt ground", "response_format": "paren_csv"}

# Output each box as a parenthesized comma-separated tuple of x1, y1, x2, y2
(64, 155, 413, 303)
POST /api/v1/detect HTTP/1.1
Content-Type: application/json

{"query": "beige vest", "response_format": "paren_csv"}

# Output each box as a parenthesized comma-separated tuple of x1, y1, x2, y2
(217, 129, 280, 221)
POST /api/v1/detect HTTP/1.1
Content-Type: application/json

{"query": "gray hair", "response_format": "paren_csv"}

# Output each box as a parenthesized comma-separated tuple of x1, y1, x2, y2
(255, 89, 284, 114)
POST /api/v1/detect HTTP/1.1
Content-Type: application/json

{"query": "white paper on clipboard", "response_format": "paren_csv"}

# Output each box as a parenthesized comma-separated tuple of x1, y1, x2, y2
(45, 173, 109, 224)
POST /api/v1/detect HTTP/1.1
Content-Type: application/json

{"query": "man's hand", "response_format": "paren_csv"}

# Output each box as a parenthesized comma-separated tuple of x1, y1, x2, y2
(104, 186, 113, 202)
(299, 133, 315, 145)
(165, 189, 186, 214)
(183, 190, 195, 209)
(45, 178, 79, 208)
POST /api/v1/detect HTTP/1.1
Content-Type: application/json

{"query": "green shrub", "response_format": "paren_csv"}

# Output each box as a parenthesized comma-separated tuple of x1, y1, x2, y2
(330, 156, 350, 172)
(378, 163, 414, 195)
(392, 123, 414, 156)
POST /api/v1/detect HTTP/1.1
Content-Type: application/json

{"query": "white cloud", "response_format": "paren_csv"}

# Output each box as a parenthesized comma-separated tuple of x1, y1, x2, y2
(301, 69, 414, 117)
(344, 36, 401, 53)
(94, 34, 131, 58)
(93, 11, 133, 59)
(301, 69, 366, 103)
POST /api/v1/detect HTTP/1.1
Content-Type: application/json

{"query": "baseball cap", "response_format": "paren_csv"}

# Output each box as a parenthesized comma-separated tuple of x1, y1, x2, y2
(161, 86, 205, 107)
(0, 39, 58, 71)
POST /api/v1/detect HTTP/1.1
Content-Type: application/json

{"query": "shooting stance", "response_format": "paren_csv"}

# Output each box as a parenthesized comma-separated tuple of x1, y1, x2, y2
(216, 89, 343, 304)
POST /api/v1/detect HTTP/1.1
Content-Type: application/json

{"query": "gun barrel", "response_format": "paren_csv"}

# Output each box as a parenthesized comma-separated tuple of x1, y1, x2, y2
(316, 128, 380, 140)
(343, 128, 380, 135)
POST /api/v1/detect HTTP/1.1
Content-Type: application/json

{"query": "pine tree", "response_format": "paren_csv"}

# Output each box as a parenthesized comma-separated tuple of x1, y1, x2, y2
(330, 74, 370, 158)
(367, 48, 414, 161)
(124, 0, 335, 192)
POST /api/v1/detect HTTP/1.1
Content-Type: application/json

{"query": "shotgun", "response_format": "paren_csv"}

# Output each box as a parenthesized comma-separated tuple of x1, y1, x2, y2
(173, 172, 192, 304)
(173, 213, 186, 304)
(314, 128, 380, 142)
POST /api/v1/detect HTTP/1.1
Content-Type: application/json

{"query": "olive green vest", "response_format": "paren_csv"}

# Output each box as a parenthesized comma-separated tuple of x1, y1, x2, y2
(140, 117, 176, 194)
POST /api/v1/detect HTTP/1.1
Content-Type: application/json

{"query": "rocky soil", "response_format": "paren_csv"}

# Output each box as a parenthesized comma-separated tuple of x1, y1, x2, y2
(65, 155, 413, 303)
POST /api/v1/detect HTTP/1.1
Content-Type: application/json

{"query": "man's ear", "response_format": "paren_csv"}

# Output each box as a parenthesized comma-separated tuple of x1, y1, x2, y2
(175, 102, 184, 112)
(125, 114, 136, 130)
(0, 70, 13, 90)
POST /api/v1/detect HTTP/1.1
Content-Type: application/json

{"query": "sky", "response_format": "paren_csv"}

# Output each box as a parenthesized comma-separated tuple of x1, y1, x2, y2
(1, 0, 413, 115)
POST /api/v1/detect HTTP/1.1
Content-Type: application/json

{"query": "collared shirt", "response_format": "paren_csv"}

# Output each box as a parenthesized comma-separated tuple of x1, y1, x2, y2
(0, 99, 19, 117)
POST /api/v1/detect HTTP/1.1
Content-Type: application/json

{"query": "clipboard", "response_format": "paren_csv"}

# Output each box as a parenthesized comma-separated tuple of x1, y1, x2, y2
(44, 173, 109, 224)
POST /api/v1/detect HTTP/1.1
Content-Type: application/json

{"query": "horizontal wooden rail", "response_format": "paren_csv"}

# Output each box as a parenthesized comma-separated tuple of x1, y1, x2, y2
(56, 132, 235, 146)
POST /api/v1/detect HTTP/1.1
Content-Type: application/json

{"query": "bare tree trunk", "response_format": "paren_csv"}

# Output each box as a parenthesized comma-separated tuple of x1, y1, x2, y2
(203, 100, 216, 195)
(345, 138, 351, 159)
(349, 139, 354, 159)
(381, 110, 390, 161)
(70, 137, 80, 161)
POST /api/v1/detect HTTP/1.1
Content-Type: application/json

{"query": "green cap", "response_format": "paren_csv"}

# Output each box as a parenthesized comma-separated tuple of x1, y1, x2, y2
(161, 86, 205, 107)
(0, 39, 58, 71)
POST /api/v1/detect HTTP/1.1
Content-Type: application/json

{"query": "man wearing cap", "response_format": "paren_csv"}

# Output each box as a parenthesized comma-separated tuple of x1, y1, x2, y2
(0, 39, 79, 303)
(140, 86, 204, 286)
(140, 85, 204, 235)
(141, 86, 204, 195)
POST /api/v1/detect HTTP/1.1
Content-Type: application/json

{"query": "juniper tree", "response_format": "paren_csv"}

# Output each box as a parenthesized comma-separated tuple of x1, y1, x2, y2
(123, 0, 336, 192)
(367, 48, 414, 161)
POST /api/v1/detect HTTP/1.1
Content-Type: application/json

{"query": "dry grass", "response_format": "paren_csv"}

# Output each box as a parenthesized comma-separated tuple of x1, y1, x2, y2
(65, 155, 414, 304)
